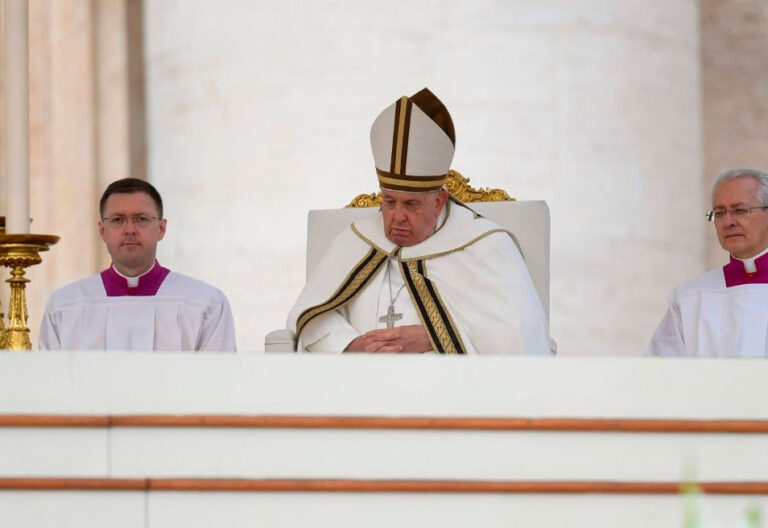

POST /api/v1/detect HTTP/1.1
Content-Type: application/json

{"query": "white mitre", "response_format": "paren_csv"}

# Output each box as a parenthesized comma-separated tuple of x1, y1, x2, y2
(370, 87, 456, 192)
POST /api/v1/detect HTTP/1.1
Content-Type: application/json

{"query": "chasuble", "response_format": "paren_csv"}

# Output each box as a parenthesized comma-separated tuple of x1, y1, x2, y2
(287, 201, 551, 355)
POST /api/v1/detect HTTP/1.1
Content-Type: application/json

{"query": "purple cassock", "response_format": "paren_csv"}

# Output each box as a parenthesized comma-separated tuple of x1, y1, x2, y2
(40, 260, 236, 351)
(648, 249, 768, 356)
(100, 261, 171, 297)
(723, 252, 768, 287)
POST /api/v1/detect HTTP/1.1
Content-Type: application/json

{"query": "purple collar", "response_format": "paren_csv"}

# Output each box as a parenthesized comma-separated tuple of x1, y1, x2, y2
(100, 261, 171, 297)
(723, 252, 768, 287)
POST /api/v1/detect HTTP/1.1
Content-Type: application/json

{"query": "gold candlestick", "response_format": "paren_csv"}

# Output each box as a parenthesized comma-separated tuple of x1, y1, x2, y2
(0, 218, 5, 348)
(0, 232, 59, 350)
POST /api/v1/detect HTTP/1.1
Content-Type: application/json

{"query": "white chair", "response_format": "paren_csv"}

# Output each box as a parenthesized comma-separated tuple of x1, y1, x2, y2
(266, 173, 553, 352)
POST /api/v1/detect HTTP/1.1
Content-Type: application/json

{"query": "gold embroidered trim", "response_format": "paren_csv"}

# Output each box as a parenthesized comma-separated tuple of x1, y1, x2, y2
(350, 196, 450, 249)
(399, 228, 523, 262)
(402, 260, 466, 355)
(393, 96, 409, 174)
(376, 169, 447, 182)
(296, 248, 388, 337)
(349, 205, 521, 262)
(350, 224, 395, 257)
(377, 175, 446, 189)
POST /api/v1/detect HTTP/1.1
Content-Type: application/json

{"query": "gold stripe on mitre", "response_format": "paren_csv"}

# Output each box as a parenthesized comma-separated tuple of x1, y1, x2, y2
(392, 96, 411, 176)
(376, 169, 446, 192)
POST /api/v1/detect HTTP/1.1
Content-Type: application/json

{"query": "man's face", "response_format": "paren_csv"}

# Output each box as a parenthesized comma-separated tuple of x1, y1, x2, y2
(712, 177, 768, 259)
(380, 189, 448, 247)
(98, 191, 166, 275)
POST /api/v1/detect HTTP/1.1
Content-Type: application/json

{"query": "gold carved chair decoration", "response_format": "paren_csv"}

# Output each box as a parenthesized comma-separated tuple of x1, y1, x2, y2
(264, 170, 554, 352)
(346, 170, 514, 208)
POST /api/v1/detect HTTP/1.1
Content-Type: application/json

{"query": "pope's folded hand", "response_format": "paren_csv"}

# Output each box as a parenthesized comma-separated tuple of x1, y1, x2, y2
(344, 325, 432, 353)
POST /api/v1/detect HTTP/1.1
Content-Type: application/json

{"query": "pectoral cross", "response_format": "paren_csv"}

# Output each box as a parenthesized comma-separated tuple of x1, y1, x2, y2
(378, 304, 403, 329)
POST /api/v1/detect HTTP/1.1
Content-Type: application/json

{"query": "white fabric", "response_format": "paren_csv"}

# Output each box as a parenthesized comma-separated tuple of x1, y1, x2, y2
(376, 257, 420, 329)
(647, 269, 768, 357)
(113, 264, 151, 288)
(304, 201, 552, 319)
(374, 207, 448, 329)
(39, 272, 236, 351)
(287, 201, 551, 355)
(369, 100, 454, 176)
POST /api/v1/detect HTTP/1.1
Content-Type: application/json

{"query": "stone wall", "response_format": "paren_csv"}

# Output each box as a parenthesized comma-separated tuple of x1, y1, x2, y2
(144, 0, 703, 353)
(700, 0, 768, 268)
(13, 1, 768, 353)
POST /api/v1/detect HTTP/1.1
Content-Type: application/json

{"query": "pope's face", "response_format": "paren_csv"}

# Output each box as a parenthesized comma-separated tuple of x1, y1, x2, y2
(712, 177, 768, 259)
(380, 189, 448, 247)
(98, 191, 166, 276)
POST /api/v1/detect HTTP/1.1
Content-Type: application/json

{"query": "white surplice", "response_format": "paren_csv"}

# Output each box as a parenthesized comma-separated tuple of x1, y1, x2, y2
(647, 269, 768, 357)
(287, 201, 551, 355)
(39, 272, 236, 351)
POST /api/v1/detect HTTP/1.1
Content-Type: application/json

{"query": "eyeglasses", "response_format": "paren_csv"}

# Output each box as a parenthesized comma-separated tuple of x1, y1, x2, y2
(706, 206, 768, 222)
(102, 215, 159, 229)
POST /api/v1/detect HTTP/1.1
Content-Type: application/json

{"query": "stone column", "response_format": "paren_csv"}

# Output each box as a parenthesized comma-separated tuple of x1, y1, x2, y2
(144, 0, 704, 353)
(93, 0, 147, 267)
(27, 0, 99, 346)
(700, 0, 768, 268)
(0, 1, 7, 314)
(24, 0, 145, 347)
(0, 1, 5, 221)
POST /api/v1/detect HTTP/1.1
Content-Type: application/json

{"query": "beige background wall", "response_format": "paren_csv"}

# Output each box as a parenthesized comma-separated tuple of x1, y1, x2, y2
(1, 0, 144, 344)
(700, 0, 768, 268)
(3, 0, 767, 353)
(0, 0, 5, 316)
(143, 0, 703, 353)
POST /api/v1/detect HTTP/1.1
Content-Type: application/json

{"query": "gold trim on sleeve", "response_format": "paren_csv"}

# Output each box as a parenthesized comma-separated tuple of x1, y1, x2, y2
(401, 259, 466, 355)
(399, 228, 523, 261)
(296, 248, 388, 338)
(350, 224, 395, 256)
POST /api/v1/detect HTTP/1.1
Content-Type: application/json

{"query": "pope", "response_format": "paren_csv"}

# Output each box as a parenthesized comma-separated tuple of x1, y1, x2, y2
(287, 88, 551, 355)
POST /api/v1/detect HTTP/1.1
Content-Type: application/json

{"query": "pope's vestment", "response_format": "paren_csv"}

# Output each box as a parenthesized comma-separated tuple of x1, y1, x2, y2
(287, 201, 551, 355)
(39, 263, 236, 351)
(647, 251, 768, 357)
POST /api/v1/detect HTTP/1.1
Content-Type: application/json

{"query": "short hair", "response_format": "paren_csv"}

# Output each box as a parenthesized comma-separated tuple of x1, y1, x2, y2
(712, 168, 768, 206)
(99, 178, 163, 218)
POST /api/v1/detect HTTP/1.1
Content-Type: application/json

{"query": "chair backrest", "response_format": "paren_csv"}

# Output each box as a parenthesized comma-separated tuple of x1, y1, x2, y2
(306, 200, 551, 320)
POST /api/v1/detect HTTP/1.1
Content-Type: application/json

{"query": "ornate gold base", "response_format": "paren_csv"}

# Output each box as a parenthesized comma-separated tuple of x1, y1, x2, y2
(0, 217, 3, 347)
(0, 233, 60, 350)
